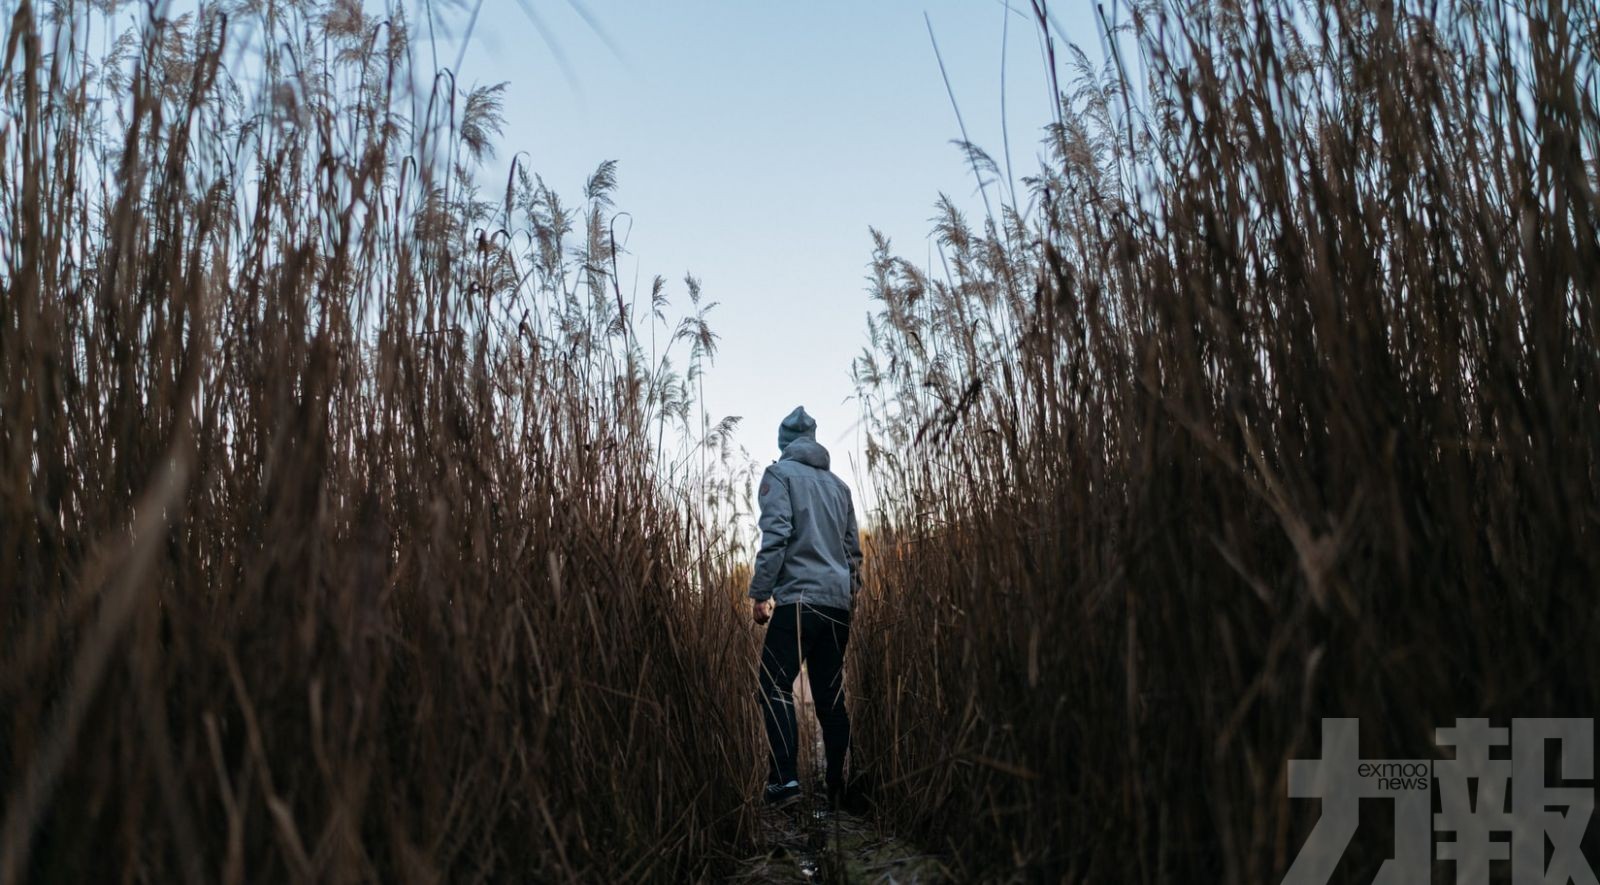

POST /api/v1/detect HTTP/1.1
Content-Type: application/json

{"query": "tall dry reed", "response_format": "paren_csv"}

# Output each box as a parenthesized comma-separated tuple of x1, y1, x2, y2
(0, 2, 759, 881)
(852, 0, 1599, 880)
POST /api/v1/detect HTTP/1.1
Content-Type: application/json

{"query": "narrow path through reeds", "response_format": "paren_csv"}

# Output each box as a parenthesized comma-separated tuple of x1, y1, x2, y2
(729, 690, 950, 884)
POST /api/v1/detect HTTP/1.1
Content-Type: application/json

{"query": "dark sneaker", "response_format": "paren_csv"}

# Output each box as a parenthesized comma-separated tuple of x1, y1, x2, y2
(763, 779, 801, 808)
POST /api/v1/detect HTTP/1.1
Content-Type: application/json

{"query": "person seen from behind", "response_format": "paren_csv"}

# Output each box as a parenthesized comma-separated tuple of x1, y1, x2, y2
(749, 406, 863, 810)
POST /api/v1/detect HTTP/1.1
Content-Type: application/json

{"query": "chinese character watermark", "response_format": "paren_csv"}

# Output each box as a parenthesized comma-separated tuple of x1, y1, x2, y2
(1284, 718, 1595, 885)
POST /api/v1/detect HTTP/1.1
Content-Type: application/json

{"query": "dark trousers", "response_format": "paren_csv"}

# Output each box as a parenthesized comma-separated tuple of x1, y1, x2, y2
(758, 603, 851, 789)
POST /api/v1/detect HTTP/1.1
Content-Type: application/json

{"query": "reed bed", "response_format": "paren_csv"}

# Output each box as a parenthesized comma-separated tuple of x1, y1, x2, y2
(851, 0, 1599, 880)
(0, 1, 760, 881)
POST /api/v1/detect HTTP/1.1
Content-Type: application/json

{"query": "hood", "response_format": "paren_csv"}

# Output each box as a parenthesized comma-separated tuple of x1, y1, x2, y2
(777, 406, 818, 450)
(780, 437, 831, 471)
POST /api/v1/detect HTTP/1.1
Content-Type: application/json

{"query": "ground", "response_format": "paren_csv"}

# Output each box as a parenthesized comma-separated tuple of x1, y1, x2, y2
(730, 677, 950, 883)
(729, 799, 950, 884)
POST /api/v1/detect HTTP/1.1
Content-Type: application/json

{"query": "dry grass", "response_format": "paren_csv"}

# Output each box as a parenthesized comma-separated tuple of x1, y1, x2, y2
(0, 1, 760, 881)
(851, 0, 1600, 881)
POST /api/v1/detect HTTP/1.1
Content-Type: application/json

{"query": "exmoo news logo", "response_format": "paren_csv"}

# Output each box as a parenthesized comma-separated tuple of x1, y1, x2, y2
(1356, 760, 1433, 791)
(1283, 718, 1596, 885)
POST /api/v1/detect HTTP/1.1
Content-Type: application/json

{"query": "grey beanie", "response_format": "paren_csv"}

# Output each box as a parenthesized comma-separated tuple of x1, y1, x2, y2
(777, 406, 817, 450)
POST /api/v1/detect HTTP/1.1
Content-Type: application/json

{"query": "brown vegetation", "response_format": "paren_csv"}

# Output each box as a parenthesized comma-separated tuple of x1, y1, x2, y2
(0, 2, 757, 881)
(851, 0, 1599, 880)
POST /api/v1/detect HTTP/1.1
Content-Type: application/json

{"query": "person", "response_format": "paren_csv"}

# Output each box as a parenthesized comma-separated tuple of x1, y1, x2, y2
(749, 406, 863, 810)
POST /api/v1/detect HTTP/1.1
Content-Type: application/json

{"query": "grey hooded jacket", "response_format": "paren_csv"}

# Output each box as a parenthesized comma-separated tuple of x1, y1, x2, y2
(748, 426, 863, 611)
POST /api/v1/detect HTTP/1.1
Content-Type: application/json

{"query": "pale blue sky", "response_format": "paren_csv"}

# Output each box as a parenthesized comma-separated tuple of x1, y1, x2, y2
(430, 1, 1106, 523)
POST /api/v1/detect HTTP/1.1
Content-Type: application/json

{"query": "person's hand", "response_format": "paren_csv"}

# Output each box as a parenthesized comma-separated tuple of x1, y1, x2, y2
(752, 599, 774, 625)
